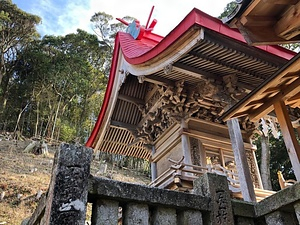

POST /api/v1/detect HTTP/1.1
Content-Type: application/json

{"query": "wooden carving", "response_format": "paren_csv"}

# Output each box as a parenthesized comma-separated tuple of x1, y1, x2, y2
(135, 79, 228, 143)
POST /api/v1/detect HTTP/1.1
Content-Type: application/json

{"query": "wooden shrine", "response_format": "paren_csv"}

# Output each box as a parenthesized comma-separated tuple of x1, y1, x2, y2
(86, 8, 296, 202)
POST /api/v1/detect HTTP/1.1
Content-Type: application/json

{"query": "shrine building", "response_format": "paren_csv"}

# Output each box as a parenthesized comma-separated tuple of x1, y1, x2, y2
(86, 6, 298, 202)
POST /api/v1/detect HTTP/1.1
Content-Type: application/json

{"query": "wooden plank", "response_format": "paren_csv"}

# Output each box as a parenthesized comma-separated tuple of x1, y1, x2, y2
(273, 100, 300, 180)
(275, 1, 300, 40)
(227, 118, 256, 202)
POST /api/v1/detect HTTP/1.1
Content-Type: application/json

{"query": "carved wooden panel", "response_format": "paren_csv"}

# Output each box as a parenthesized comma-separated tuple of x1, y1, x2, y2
(246, 149, 260, 188)
(189, 137, 202, 166)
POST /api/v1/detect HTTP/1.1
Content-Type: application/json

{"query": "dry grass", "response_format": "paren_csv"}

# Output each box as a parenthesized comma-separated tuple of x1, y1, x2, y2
(0, 140, 55, 224)
(0, 140, 150, 224)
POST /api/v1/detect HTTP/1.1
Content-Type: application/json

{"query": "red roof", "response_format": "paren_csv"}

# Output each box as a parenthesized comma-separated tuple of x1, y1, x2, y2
(86, 8, 296, 148)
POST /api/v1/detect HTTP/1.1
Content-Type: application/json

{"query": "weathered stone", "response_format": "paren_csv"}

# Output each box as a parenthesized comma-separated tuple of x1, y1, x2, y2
(235, 216, 255, 225)
(152, 207, 176, 225)
(91, 199, 119, 225)
(42, 143, 93, 225)
(265, 210, 298, 225)
(231, 199, 255, 218)
(255, 182, 300, 217)
(88, 176, 211, 211)
(123, 203, 149, 225)
(294, 201, 300, 223)
(194, 173, 234, 225)
(177, 210, 203, 225)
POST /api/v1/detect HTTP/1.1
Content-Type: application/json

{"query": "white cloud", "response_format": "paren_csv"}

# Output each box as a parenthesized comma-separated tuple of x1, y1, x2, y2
(21, 0, 231, 37)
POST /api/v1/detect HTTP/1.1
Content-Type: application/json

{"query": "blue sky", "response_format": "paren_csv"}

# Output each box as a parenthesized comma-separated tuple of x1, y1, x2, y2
(12, 0, 231, 37)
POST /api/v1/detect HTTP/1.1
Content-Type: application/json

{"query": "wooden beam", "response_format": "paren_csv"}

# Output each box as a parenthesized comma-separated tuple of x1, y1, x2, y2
(236, 20, 290, 45)
(144, 75, 174, 87)
(286, 92, 300, 104)
(110, 120, 137, 131)
(273, 100, 300, 180)
(173, 62, 219, 81)
(172, 65, 203, 80)
(249, 77, 300, 121)
(275, 1, 300, 40)
(118, 94, 144, 105)
(227, 118, 256, 202)
(240, 16, 276, 27)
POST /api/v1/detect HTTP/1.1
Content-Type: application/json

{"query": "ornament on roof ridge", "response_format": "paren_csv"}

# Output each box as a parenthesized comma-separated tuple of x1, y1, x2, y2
(116, 6, 157, 40)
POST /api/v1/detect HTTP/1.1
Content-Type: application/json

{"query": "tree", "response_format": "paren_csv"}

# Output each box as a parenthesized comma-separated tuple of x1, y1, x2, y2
(0, 0, 40, 120)
(8, 30, 107, 143)
(219, 1, 238, 19)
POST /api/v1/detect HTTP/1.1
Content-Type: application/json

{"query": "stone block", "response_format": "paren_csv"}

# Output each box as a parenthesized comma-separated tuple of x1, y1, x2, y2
(177, 210, 203, 225)
(265, 210, 298, 225)
(123, 203, 149, 225)
(294, 201, 300, 223)
(91, 199, 119, 225)
(235, 217, 255, 225)
(152, 207, 176, 225)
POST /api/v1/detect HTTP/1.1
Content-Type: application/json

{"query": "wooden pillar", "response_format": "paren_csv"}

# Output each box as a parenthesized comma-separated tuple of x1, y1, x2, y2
(181, 119, 192, 165)
(274, 100, 300, 180)
(227, 118, 256, 202)
(151, 145, 157, 181)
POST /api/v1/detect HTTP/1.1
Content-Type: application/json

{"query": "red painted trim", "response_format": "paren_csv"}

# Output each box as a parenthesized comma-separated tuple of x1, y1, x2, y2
(85, 34, 120, 147)
(121, 8, 295, 65)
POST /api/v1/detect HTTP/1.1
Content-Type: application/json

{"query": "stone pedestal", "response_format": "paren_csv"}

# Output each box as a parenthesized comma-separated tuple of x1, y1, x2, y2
(194, 173, 234, 225)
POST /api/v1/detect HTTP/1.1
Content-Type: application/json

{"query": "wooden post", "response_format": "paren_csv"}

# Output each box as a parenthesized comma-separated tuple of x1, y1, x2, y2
(227, 118, 256, 202)
(181, 119, 192, 165)
(151, 145, 157, 181)
(273, 100, 300, 180)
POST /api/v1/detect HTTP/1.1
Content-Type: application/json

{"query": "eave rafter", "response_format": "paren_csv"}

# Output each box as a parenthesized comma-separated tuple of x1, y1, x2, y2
(188, 50, 265, 80)
(247, 77, 300, 121)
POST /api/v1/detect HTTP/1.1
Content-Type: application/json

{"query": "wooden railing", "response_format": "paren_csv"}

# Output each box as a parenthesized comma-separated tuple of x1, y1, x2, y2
(23, 144, 300, 225)
(150, 160, 276, 201)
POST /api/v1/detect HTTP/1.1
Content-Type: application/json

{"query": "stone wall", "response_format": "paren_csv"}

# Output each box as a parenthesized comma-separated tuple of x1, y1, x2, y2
(24, 143, 300, 225)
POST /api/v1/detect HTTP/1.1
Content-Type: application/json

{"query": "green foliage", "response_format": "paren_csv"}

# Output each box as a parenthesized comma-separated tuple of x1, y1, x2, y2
(281, 43, 300, 52)
(219, 1, 238, 19)
(253, 133, 295, 191)
(59, 122, 77, 143)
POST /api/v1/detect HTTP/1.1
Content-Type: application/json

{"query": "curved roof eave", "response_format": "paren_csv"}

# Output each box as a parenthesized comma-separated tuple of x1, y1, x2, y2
(86, 35, 121, 148)
(121, 8, 295, 67)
